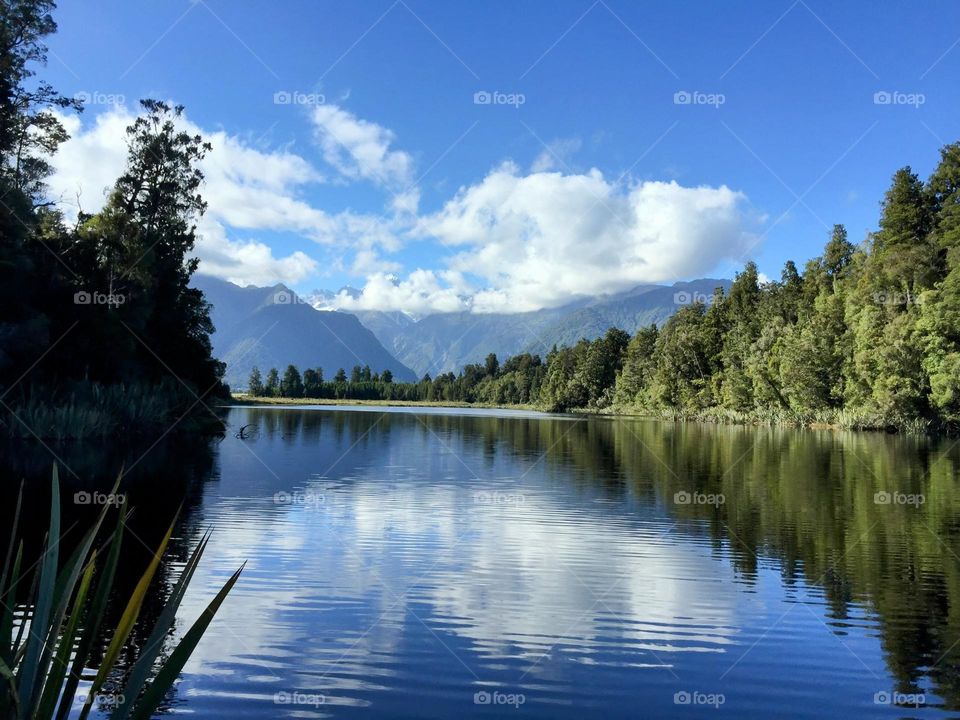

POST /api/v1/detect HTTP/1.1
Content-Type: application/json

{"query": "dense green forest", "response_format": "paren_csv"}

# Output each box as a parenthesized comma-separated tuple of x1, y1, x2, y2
(254, 141, 960, 433)
(0, 1, 227, 438)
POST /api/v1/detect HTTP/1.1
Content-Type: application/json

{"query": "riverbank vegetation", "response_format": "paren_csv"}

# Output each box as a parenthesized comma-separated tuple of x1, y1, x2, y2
(248, 138, 960, 434)
(0, 2, 228, 439)
(1, 466, 241, 719)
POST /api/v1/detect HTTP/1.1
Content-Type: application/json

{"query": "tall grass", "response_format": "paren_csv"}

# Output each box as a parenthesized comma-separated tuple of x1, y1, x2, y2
(0, 466, 242, 719)
(1, 381, 222, 441)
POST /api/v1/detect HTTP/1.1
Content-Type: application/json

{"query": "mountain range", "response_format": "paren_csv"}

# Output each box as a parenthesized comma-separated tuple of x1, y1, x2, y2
(192, 276, 418, 388)
(195, 276, 731, 388)
(307, 279, 731, 377)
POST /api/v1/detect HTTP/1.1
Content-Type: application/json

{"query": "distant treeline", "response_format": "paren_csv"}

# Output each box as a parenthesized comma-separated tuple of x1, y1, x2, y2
(255, 139, 960, 432)
(248, 352, 545, 404)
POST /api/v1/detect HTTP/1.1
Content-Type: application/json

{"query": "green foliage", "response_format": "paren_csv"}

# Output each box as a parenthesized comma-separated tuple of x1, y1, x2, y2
(247, 366, 264, 396)
(0, 466, 241, 719)
(280, 364, 303, 398)
(263, 368, 280, 397)
(0, 4, 227, 439)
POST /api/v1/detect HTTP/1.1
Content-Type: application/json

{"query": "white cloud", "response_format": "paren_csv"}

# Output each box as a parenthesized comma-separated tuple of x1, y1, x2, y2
(311, 104, 417, 207)
(330, 270, 468, 316)
(350, 248, 401, 276)
(47, 111, 129, 215)
(412, 162, 754, 313)
(191, 217, 317, 286)
(47, 105, 328, 285)
(48, 106, 755, 316)
(530, 137, 582, 173)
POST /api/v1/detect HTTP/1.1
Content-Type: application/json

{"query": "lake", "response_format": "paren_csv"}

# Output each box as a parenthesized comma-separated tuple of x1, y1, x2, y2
(4, 406, 959, 718)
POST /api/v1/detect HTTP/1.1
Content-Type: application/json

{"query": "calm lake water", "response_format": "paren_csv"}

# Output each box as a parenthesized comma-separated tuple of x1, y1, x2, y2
(5, 406, 960, 718)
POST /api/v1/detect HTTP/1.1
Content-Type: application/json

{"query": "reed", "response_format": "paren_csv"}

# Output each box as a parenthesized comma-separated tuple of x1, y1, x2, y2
(0, 465, 242, 720)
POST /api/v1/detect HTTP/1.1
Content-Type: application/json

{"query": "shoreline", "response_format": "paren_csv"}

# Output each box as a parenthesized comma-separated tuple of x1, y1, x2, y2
(228, 395, 945, 435)
(227, 395, 539, 411)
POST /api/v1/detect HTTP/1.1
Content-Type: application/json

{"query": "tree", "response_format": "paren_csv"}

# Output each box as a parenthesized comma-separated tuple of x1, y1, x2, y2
(248, 366, 264, 396)
(264, 368, 280, 397)
(302, 368, 321, 396)
(382, 369, 393, 383)
(614, 326, 658, 406)
(281, 364, 303, 397)
(350, 365, 362, 383)
(334, 368, 347, 383)
(485, 353, 499, 377)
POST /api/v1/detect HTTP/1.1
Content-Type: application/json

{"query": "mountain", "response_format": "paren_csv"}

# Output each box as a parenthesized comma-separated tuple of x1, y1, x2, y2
(313, 279, 732, 378)
(193, 276, 418, 388)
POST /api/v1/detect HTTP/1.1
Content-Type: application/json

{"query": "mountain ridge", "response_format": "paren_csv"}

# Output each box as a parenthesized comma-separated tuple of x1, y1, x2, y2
(192, 275, 418, 388)
(308, 278, 732, 377)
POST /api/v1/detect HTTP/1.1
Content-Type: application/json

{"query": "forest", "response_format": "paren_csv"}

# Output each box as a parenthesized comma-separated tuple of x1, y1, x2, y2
(255, 143, 960, 433)
(0, 1, 228, 438)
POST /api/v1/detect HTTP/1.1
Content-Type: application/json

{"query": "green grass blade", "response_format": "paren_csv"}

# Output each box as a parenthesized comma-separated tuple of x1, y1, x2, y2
(33, 497, 115, 714)
(34, 553, 97, 720)
(18, 466, 61, 714)
(0, 541, 21, 719)
(0, 656, 21, 718)
(111, 530, 211, 720)
(130, 563, 244, 720)
(0, 542, 23, 669)
(0, 483, 23, 600)
(77, 513, 177, 720)
(56, 517, 125, 720)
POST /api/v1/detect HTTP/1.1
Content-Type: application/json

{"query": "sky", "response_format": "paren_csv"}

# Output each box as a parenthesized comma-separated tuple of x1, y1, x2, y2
(40, 0, 960, 314)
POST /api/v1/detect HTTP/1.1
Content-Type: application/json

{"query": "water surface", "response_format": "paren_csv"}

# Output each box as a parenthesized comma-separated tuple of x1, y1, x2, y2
(4, 407, 959, 718)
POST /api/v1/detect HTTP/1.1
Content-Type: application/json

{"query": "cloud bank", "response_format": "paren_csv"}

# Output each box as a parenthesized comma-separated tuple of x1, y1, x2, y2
(47, 104, 755, 312)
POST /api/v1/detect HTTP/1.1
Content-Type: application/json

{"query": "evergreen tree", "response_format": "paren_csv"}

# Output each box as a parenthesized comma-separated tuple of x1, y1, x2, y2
(281, 364, 303, 397)
(264, 368, 280, 397)
(248, 366, 264, 396)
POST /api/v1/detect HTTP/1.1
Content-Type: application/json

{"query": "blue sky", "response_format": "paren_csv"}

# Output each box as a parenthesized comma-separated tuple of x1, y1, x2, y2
(41, 0, 960, 314)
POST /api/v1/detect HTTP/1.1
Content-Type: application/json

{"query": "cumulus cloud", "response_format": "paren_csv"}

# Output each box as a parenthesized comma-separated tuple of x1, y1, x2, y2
(329, 270, 469, 316)
(311, 104, 418, 209)
(49, 105, 755, 315)
(350, 248, 401, 275)
(194, 219, 318, 285)
(47, 105, 327, 284)
(411, 162, 755, 313)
